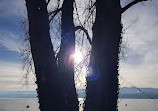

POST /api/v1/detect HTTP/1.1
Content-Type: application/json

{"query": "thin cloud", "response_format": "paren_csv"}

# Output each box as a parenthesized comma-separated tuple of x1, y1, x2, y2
(0, 61, 36, 91)
(0, 29, 20, 52)
(120, 1, 158, 88)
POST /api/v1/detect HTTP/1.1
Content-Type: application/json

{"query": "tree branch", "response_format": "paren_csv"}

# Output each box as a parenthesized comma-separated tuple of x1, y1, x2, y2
(74, 1, 82, 26)
(75, 26, 92, 45)
(49, 8, 61, 23)
(122, 0, 148, 14)
(46, 0, 51, 6)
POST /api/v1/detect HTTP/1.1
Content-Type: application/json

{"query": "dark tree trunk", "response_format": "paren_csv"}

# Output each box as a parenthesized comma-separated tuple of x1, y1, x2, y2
(26, 0, 66, 111)
(85, 0, 122, 111)
(58, 0, 79, 111)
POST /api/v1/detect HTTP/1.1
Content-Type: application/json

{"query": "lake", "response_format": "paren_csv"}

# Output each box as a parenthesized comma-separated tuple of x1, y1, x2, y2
(0, 98, 39, 111)
(118, 99, 158, 111)
(0, 98, 158, 111)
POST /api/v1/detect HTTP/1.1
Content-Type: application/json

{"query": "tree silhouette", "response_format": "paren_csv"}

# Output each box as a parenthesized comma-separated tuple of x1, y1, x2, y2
(24, 0, 152, 111)
(58, 0, 79, 110)
(25, 0, 79, 110)
(25, 0, 65, 110)
(85, 0, 151, 111)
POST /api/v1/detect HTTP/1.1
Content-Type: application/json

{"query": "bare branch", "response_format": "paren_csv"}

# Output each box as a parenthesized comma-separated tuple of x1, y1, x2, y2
(122, 0, 148, 14)
(74, 1, 82, 26)
(123, 17, 138, 31)
(46, 0, 51, 6)
(75, 26, 92, 45)
(87, 2, 96, 11)
(49, 8, 61, 23)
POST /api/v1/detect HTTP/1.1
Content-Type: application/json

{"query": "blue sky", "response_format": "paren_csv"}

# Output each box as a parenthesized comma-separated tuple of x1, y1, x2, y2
(0, 0, 36, 91)
(0, 0, 158, 91)
(120, 1, 158, 88)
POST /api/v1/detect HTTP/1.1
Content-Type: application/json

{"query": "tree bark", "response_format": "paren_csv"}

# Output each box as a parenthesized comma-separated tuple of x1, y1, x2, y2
(58, 0, 79, 111)
(26, 0, 66, 111)
(85, 0, 122, 111)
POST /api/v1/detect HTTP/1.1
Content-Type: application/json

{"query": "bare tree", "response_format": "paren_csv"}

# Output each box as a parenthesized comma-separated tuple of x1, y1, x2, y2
(58, 0, 79, 110)
(85, 0, 151, 111)
(24, 0, 151, 111)
(25, 0, 67, 110)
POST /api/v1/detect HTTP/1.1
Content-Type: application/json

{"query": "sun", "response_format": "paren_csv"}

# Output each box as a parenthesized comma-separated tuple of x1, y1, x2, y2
(74, 51, 83, 64)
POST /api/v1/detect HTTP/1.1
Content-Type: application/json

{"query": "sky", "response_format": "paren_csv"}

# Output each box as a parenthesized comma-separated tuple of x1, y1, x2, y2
(120, 1, 158, 88)
(0, 0, 158, 91)
(0, 0, 36, 91)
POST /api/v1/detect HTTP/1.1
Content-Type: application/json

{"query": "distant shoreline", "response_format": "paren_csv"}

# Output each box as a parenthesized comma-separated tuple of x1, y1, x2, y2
(0, 87, 158, 99)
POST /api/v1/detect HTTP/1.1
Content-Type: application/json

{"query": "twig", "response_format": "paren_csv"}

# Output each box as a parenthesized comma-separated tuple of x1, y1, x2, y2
(47, 0, 51, 6)
(49, 8, 61, 23)
(75, 26, 92, 45)
(122, 0, 148, 14)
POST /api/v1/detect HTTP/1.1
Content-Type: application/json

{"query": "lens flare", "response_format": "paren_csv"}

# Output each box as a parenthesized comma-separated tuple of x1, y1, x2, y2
(74, 51, 83, 64)
(87, 66, 99, 81)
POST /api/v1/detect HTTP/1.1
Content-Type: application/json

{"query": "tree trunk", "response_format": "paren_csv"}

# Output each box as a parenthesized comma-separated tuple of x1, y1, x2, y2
(26, 0, 66, 111)
(58, 0, 79, 111)
(85, 0, 122, 111)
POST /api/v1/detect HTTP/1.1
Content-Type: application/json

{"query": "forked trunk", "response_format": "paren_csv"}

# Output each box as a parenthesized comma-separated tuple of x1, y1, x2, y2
(58, 0, 79, 111)
(85, 0, 122, 111)
(26, 0, 66, 110)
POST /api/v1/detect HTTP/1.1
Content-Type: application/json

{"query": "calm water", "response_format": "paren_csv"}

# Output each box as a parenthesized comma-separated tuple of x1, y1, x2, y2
(0, 98, 39, 111)
(118, 99, 158, 111)
(0, 99, 158, 111)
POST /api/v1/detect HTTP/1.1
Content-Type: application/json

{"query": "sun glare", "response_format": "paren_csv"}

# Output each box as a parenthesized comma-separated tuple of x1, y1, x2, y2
(74, 51, 83, 64)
